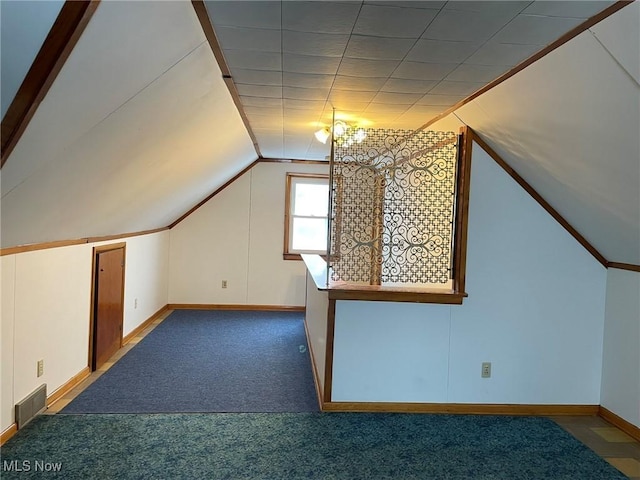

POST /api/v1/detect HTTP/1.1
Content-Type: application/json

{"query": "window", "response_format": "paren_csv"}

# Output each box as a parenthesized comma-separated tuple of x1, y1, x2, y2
(284, 173, 329, 259)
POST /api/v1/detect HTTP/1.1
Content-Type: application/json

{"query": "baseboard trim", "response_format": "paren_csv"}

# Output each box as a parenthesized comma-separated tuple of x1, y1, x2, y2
(1, 423, 18, 446)
(302, 315, 324, 411)
(168, 303, 305, 312)
(123, 305, 170, 345)
(47, 366, 91, 408)
(599, 406, 640, 441)
(322, 402, 600, 416)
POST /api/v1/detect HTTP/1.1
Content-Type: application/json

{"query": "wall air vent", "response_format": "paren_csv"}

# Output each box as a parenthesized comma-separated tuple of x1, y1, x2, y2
(15, 384, 47, 429)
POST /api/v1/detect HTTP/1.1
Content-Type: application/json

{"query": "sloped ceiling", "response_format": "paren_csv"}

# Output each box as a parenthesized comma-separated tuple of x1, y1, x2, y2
(205, 0, 617, 159)
(0, 1, 257, 248)
(1, 0, 638, 268)
(449, 1, 640, 265)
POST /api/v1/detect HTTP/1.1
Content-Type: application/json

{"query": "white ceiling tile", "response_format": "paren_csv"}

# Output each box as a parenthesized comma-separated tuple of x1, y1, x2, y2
(392, 61, 457, 80)
(417, 94, 465, 105)
(522, 1, 614, 19)
(231, 69, 282, 86)
(330, 103, 370, 114)
(206, 1, 281, 30)
(283, 109, 318, 122)
(223, 50, 282, 71)
(464, 42, 542, 66)
(407, 39, 480, 63)
(332, 75, 388, 91)
(249, 115, 283, 127)
(382, 78, 438, 94)
(330, 90, 378, 103)
(423, 9, 519, 42)
(240, 96, 283, 107)
(338, 57, 401, 77)
(396, 104, 444, 122)
(236, 84, 282, 98)
(283, 86, 330, 100)
(283, 98, 327, 110)
(363, 1, 446, 9)
(243, 105, 283, 116)
(214, 26, 281, 52)
(283, 72, 335, 89)
(492, 14, 584, 45)
(344, 35, 416, 60)
(283, 54, 341, 74)
(372, 91, 423, 104)
(445, 64, 509, 83)
(444, 1, 530, 15)
(353, 5, 439, 38)
(256, 135, 284, 157)
(283, 31, 350, 57)
(428, 81, 484, 95)
(282, 1, 361, 34)
(364, 103, 411, 114)
(252, 127, 284, 135)
(283, 124, 318, 135)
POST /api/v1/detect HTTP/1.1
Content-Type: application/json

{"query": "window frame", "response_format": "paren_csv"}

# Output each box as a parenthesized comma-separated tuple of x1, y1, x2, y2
(284, 173, 330, 260)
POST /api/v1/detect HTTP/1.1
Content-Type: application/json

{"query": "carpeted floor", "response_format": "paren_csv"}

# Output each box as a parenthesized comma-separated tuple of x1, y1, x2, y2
(1, 413, 628, 479)
(61, 310, 319, 414)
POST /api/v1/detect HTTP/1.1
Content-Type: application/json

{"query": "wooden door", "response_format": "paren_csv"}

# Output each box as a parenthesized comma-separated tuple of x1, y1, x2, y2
(92, 246, 125, 370)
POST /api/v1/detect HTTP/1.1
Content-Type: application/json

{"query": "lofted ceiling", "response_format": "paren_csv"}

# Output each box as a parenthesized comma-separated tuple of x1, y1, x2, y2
(1, 0, 638, 268)
(205, 0, 617, 160)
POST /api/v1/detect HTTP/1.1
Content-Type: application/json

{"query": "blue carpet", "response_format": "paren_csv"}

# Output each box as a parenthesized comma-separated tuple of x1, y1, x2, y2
(0, 413, 627, 479)
(61, 310, 319, 413)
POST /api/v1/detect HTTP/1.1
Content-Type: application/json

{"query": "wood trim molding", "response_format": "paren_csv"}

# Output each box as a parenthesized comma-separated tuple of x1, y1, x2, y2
(419, 1, 634, 131)
(607, 262, 640, 273)
(328, 288, 466, 305)
(191, 0, 261, 157)
(122, 305, 170, 345)
(46, 366, 91, 408)
(302, 312, 325, 411)
(323, 299, 336, 404)
(323, 402, 600, 416)
(86, 227, 168, 244)
(1, 423, 18, 446)
(259, 157, 329, 165)
(452, 126, 473, 295)
(470, 130, 609, 267)
(1, 1, 100, 167)
(0, 228, 168, 256)
(1, 238, 88, 256)
(599, 406, 640, 441)
(167, 304, 305, 312)
(168, 160, 258, 229)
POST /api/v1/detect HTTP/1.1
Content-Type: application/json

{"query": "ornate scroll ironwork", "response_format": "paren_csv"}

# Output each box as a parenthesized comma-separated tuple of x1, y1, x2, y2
(330, 128, 458, 286)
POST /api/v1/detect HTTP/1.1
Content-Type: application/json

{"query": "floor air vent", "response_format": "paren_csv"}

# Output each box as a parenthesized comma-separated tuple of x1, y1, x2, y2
(15, 384, 47, 429)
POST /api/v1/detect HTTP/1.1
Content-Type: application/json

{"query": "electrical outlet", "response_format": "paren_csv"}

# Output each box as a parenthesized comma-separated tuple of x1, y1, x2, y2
(481, 362, 491, 378)
(134, 298, 138, 309)
(221, 280, 228, 289)
(37, 360, 44, 377)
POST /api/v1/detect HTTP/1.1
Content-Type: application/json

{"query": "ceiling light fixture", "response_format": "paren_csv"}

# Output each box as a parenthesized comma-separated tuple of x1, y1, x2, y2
(314, 121, 367, 145)
(314, 126, 331, 144)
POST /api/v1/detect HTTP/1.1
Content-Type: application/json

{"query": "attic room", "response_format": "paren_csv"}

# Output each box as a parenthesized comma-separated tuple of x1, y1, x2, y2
(1, 0, 638, 477)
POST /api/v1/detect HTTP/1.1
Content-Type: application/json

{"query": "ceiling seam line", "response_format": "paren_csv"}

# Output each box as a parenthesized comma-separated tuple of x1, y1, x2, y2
(588, 30, 640, 88)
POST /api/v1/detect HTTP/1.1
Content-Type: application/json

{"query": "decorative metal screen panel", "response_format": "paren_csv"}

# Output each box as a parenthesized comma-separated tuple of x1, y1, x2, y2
(330, 129, 458, 286)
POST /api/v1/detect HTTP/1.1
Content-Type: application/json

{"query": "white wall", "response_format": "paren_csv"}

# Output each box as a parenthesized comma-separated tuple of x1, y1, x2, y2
(169, 161, 329, 307)
(331, 142, 607, 405)
(601, 269, 640, 427)
(0, 231, 169, 432)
